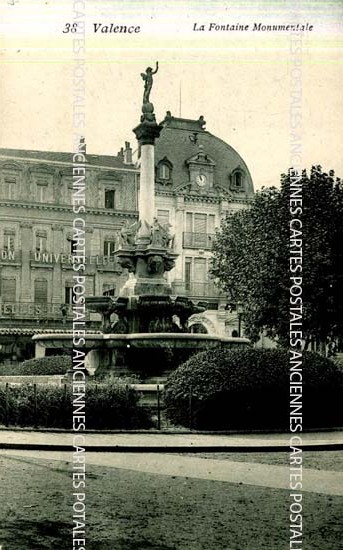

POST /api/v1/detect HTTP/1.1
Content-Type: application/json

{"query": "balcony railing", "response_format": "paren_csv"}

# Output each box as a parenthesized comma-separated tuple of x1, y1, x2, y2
(183, 232, 214, 249)
(172, 281, 222, 299)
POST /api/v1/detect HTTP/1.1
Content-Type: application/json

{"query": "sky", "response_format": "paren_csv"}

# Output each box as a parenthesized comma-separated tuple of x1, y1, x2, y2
(0, 0, 342, 189)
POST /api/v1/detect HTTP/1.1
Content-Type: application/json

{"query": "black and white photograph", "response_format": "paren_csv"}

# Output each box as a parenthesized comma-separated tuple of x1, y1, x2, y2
(0, 1, 342, 548)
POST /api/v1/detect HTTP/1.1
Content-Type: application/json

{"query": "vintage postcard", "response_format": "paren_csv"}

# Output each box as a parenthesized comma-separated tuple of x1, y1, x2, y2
(0, 1, 342, 549)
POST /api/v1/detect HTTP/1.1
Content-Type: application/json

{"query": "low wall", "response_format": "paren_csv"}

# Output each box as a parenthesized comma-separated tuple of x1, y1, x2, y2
(0, 375, 64, 386)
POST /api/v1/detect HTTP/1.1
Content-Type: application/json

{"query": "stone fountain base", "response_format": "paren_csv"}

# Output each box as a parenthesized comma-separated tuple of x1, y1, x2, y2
(32, 332, 251, 383)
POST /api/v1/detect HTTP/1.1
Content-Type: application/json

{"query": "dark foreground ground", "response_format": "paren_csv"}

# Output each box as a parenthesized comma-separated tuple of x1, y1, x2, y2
(0, 452, 342, 550)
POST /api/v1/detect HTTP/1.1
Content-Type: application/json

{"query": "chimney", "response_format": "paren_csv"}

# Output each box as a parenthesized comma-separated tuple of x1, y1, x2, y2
(118, 147, 124, 162)
(124, 141, 132, 164)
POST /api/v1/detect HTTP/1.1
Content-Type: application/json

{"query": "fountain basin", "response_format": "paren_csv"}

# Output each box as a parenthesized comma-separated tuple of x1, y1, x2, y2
(33, 332, 250, 381)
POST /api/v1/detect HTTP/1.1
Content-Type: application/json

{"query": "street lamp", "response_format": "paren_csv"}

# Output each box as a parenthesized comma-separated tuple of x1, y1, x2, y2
(236, 302, 243, 337)
(225, 295, 244, 338)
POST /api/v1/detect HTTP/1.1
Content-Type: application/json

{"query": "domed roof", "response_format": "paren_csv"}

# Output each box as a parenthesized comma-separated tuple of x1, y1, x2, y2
(154, 113, 254, 198)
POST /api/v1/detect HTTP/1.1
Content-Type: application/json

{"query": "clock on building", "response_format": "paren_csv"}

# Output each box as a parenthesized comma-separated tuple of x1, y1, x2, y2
(186, 145, 215, 191)
(196, 174, 207, 187)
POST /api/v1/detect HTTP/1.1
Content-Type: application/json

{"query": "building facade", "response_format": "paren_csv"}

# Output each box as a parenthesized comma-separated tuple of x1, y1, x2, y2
(0, 114, 254, 361)
(154, 113, 254, 334)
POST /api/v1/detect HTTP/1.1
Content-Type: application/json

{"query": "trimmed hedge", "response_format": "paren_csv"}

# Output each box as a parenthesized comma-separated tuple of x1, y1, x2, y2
(0, 381, 152, 429)
(0, 356, 72, 376)
(164, 348, 343, 430)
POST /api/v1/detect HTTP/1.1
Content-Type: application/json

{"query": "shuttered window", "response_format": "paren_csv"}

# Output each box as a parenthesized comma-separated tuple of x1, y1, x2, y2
(185, 213, 215, 234)
(193, 214, 206, 247)
(194, 214, 207, 234)
(194, 258, 207, 282)
(1, 278, 16, 302)
(34, 279, 48, 303)
(184, 213, 215, 248)
(208, 215, 215, 234)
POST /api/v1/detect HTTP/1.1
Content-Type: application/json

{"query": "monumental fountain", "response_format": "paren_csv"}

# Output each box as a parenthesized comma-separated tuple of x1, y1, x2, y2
(33, 63, 249, 381)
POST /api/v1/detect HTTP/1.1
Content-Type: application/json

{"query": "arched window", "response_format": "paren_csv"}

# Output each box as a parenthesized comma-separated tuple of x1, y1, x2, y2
(230, 167, 245, 191)
(234, 172, 242, 188)
(156, 158, 173, 184)
(159, 163, 170, 180)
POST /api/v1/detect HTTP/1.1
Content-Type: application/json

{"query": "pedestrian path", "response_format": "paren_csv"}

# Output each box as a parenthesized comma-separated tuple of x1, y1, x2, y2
(1, 449, 342, 496)
(0, 429, 342, 450)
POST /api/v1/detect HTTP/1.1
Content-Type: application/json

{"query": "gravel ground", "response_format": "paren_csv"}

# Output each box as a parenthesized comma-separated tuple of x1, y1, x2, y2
(0, 453, 342, 550)
(185, 451, 343, 471)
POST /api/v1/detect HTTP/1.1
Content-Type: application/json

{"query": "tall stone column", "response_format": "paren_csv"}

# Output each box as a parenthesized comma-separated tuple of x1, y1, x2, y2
(139, 144, 155, 226)
(113, 65, 177, 299)
(133, 121, 162, 244)
(134, 61, 162, 230)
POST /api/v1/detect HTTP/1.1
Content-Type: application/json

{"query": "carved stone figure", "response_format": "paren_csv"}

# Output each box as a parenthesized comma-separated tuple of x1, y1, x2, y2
(111, 317, 129, 334)
(147, 255, 164, 275)
(148, 316, 171, 333)
(141, 62, 159, 104)
(164, 258, 175, 272)
(150, 218, 174, 248)
(161, 222, 174, 248)
(102, 303, 116, 333)
(120, 220, 140, 246)
(150, 218, 164, 247)
(118, 257, 135, 273)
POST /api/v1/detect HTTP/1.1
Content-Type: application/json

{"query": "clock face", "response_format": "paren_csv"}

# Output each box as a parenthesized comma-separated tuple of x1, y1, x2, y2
(196, 174, 207, 186)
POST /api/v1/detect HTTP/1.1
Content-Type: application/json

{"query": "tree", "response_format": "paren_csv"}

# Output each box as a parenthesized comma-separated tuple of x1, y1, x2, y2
(210, 166, 343, 348)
